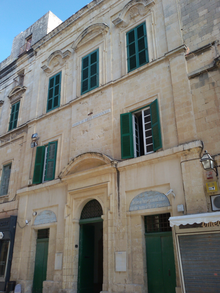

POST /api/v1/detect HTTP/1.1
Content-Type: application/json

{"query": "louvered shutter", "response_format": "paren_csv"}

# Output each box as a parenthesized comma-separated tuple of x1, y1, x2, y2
(120, 113, 134, 159)
(33, 146, 45, 184)
(81, 49, 99, 94)
(0, 164, 11, 196)
(47, 72, 61, 112)
(45, 141, 57, 181)
(127, 22, 149, 72)
(150, 99, 162, 152)
(9, 101, 20, 131)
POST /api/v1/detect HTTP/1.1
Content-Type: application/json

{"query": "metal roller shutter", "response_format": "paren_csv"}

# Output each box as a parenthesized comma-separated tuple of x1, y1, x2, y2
(179, 233, 220, 293)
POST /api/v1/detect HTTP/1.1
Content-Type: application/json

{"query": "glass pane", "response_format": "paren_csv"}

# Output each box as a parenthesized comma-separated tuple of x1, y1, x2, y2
(54, 96, 58, 107)
(48, 100, 52, 110)
(139, 51, 146, 65)
(13, 120, 17, 129)
(46, 162, 54, 179)
(83, 68, 88, 80)
(14, 111, 19, 120)
(144, 116, 151, 123)
(0, 241, 10, 279)
(49, 78, 54, 88)
(55, 85, 59, 96)
(146, 130, 152, 137)
(49, 89, 53, 99)
(129, 56, 136, 70)
(138, 38, 145, 51)
(137, 25, 144, 38)
(48, 144, 56, 160)
(91, 52, 97, 64)
(129, 43, 136, 57)
(16, 102, 20, 111)
(90, 75, 97, 88)
(147, 144, 153, 153)
(144, 109, 150, 116)
(145, 122, 151, 130)
(11, 105, 15, 114)
(146, 137, 153, 145)
(10, 112, 14, 123)
(83, 56, 89, 68)
(90, 64, 97, 76)
(82, 80, 88, 92)
(128, 31, 135, 44)
(55, 74, 60, 85)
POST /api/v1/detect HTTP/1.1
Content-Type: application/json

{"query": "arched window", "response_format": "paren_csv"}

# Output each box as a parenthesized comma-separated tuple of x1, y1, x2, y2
(80, 200, 103, 219)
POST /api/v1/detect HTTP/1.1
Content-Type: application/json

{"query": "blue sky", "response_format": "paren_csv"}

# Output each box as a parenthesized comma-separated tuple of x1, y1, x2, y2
(0, 0, 91, 63)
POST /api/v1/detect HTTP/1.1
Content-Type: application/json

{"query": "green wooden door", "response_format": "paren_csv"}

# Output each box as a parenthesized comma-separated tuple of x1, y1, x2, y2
(33, 238, 49, 293)
(145, 232, 176, 293)
(78, 225, 95, 293)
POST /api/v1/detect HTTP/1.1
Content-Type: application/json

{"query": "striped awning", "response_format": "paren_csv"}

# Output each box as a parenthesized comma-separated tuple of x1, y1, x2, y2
(169, 211, 220, 227)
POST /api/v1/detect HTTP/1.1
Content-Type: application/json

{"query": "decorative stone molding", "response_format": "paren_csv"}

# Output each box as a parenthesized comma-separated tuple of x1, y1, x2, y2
(8, 86, 27, 104)
(129, 191, 171, 211)
(0, 100, 4, 107)
(112, 0, 155, 27)
(34, 210, 57, 225)
(41, 49, 71, 73)
(72, 23, 109, 51)
(59, 152, 115, 178)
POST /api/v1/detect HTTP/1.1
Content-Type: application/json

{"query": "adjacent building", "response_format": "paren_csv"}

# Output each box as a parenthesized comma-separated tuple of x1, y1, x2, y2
(0, 0, 220, 293)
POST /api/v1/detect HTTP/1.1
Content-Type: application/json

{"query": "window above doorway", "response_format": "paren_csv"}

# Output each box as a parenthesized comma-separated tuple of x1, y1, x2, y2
(120, 99, 162, 159)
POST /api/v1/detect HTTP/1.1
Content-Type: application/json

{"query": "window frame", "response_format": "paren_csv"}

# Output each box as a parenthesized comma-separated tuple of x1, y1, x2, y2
(33, 141, 58, 185)
(8, 101, 20, 131)
(81, 48, 99, 95)
(126, 22, 149, 72)
(47, 71, 62, 113)
(0, 163, 12, 196)
(120, 99, 162, 159)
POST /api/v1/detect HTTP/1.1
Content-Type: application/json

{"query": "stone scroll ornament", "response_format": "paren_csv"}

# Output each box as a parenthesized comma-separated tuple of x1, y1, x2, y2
(129, 191, 170, 211)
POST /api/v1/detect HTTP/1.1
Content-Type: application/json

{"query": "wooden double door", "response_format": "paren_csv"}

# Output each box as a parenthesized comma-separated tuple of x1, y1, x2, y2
(145, 232, 176, 293)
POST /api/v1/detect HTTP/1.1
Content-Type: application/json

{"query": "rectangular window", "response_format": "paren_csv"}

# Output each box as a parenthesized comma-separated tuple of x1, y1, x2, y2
(33, 141, 57, 184)
(81, 49, 99, 95)
(0, 164, 12, 196)
(8, 101, 20, 131)
(126, 22, 149, 72)
(47, 72, 61, 112)
(120, 99, 162, 159)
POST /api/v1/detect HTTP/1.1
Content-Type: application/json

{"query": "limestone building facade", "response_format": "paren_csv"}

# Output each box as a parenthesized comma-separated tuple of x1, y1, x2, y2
(0, 0, 220, 293)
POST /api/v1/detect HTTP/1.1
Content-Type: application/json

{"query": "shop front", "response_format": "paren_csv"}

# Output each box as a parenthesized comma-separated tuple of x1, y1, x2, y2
(169, 212, 220, 293)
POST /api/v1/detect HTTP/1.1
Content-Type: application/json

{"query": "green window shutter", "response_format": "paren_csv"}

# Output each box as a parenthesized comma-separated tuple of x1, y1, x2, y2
(9, 101, 20, 131)
(0, 164, 11, 196)
(127, 22, 149, 72)
(120, 113, 134, 159)
(81, 49, 99, 95)
(150, 99, 162, 152)
(47, 72, 61, 112)
(33, 146, 45, 184)
(45, 141, 57, 181)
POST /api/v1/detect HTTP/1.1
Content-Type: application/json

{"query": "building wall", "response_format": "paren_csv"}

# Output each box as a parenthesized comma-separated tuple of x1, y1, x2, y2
(0, 0, 219, 292)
